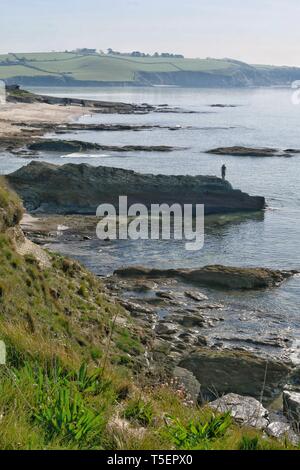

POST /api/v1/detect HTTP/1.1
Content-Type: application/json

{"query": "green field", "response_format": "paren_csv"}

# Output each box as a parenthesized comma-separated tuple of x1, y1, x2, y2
(0, 51, 237, 82)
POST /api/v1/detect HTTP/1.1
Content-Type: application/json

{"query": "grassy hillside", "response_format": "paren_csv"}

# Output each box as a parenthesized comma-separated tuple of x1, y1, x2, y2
(0, 52, 236, 82)
(0, 181, 297, 450)
(2, 51, 298, 87)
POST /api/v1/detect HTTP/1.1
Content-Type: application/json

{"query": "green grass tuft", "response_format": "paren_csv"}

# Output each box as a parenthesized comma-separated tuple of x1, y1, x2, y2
(123, 399, 154, 427)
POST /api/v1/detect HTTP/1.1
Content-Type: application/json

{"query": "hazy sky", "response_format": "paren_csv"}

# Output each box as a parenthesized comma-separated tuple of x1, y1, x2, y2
(1, 0, 299, 65)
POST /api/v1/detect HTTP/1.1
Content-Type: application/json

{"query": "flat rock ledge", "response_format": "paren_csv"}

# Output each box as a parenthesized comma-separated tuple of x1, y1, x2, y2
(114, 265, 297, 290)
(7, 161, 265, 215)
(27, 139, 177, 153)
(207, 146, 300, 158)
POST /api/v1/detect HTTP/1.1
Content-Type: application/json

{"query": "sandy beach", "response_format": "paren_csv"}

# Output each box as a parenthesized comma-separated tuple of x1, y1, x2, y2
(0, 101, 90, 139)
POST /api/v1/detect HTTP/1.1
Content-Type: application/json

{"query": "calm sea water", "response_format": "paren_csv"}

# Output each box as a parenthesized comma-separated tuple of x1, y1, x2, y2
(2, 86, 300, 356)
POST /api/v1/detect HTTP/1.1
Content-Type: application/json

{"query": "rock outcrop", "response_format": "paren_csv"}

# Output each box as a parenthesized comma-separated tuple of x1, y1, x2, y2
(7, 161, 266, 215)
(0, 180, 49, 266)
(207, 146, 300, 158)
(114, 265, 296, 290)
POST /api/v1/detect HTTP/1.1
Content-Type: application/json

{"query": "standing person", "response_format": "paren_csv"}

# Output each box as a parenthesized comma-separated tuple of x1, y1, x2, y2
(221, 164, 227, 180)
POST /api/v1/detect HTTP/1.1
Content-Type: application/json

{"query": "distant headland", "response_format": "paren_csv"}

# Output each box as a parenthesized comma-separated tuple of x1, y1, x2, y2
(1, 49, 300, 87)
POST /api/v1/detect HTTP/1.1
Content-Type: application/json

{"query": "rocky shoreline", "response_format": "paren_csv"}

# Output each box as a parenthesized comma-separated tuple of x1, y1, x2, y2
(18, 207, 300, 432)
(2, 86, 300, 442)
(14, 208, 300, 439)
(0, 86, 201, 153)
(6, 85, 155, 114)
(99, 263, 300, 438)
(16, 208, 300, 439)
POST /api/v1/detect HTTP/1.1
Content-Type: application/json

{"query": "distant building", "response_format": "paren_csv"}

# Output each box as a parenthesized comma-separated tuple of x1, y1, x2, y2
(161, 53, 184, 59)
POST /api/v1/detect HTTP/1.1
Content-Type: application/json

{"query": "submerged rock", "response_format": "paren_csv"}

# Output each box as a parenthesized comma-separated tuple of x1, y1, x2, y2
(7, 161, 265, 215)
(210, 104, 239, 108)
(33, 122, 187, 133)
(178, 349, 292, 404)
(115, 265, 296, 290)
(207, 146, 300, 157)
(209, 393, 269, 430)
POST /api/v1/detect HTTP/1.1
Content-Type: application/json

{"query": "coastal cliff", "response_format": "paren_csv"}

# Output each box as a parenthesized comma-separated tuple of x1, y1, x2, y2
(2, 54, 300, 88)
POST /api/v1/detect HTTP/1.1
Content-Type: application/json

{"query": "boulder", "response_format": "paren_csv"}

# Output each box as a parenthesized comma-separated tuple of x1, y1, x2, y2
(118, 299, 155, 316)
(173, 367, 201, 405)
(185, 291, 209, 301)
(155, 291, 176, 301)
(178, 349, 292, 404)
(283, 391, 300, 426)
(173, 313, 206, 328)
(209, 393, 269, 430)
(155, 322, 179, 336)
(7, 161, 265, 215)
(266, 421, 300, 445)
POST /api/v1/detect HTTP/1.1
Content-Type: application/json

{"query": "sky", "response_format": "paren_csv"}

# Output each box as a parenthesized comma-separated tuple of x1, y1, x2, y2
(0, 0, 299, 66)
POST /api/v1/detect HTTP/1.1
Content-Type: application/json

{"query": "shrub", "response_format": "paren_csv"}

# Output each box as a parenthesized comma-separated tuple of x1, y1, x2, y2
(34, 386, 103, 443)
(90, 347, 102, 361)
(78, 284, 88, 298)
(165, 413, 232, 449)
(72, 363, 111, 395)
(17, 363, 105, 445)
